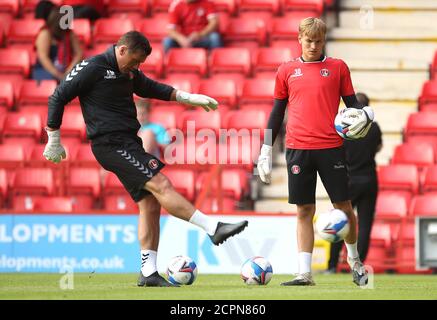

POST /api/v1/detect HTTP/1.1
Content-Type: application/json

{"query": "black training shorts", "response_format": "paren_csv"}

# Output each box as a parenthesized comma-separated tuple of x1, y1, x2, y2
(286, 146, 350, 205)
(91, 132, 165, 202)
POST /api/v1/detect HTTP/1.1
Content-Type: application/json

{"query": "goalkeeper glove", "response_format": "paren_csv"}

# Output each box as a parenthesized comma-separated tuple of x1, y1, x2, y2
(257, 144, 273, 184)
(43, 128, 66, 164)
(176, 90, 218, 112)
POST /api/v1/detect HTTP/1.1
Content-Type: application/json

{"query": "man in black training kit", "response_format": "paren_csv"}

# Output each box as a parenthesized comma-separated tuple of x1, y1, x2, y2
(43, 31, 248, 287)
(327, 92, 382, 273)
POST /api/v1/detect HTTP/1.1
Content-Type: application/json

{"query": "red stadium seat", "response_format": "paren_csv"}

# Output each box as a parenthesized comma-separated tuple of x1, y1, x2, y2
(378, 164, 419, 195)
(61, 106, 86, 140)
(422, 165, 437, 194)
(0, 0, 19, 15)
(271, 13, 309, 42)
(223, 17, 267, 48)
(18, 80, 57, 106)
(240, 78, 275, 105)
(0, 168, 7, 206)
(238, 11, 273, 34)
(70, 195, 95, 211)
(0, 79, 14, 110)
(364, 246, 392, 273)
(162, 167, 196, 201)
(196, 169, 249, 200)
(405, 136, 437, 159)
(404, 112, 437, 138)
(107, 0, 149, 15)
(419, 80, 437, 108)
(209, 48, 252, 76)
(253, 47, 294, 75)
(209, 73, 245, 98)
(150, 0, 172, 14)
(138, 48, 163, 78)
(67, 167, 101, 198)
(93, 18, 134, 44)
(420, 102, 437, 112)
(282, 0, 324, 15)
(0, 143, 26, 164)
(225, 109, 268, 140)
(198, 196, 236, 213)
(3, 111, 42, 142)
(239, 0, 280, 14)
(149, 105, 185, 129)
(139, 16, 168, 44)
(72, 19, 92, 47)
(33, 196, 74, 212)
(166, 48, 208, 77)
(73, 143, 100, 168)
(375, 192, 408, 219)
(180, 109, 221, 135)
(6, 19, 44, 45)
(214, 0, 237, 15)
(0, 48, 30, 77)
(370, 221, 392, 250)
(11, 167, 54, 196)
(165, 75, 199, 94)
(198, 79, 237, 109)
(391, 143, 434, 170)
(410, 194, 437, 216)
(103, 194, 138, 211)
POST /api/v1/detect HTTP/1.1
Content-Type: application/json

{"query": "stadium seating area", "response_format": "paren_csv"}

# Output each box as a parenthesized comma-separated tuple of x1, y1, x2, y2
(0, 0, 333, 213)
(0, 0, 435, 274)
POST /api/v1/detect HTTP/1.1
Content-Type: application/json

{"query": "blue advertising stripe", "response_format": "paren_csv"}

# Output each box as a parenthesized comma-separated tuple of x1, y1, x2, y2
(0, 214, 169, 273)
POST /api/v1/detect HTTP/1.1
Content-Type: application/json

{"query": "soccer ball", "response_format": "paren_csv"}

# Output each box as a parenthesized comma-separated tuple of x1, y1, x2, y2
(166, 255, 198, 285)
(315, 209, 350, 243)
(334, 111, 355, 140)
(241, 256, 273, 285)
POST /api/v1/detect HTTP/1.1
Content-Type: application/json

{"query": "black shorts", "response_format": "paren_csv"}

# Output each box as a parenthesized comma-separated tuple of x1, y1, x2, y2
(286, 147, 350, 205)
(91, 132, 165, 202)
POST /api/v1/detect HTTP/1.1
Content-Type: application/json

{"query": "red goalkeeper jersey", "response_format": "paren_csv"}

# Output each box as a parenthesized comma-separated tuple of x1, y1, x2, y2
(274, 56, 355, 149)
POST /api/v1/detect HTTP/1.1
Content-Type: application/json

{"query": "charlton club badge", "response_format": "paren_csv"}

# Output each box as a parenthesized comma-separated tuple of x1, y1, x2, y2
(148, 159, 159, 170)
(291, 165, 301, 175)
(320, 69, 330, 77)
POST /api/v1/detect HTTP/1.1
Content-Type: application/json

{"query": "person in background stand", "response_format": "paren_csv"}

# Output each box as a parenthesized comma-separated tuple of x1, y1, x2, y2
(327, 92, 383, 273)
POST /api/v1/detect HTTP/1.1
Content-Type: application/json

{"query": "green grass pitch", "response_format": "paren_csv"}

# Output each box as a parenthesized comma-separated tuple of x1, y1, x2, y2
(1, 273, 437, 300)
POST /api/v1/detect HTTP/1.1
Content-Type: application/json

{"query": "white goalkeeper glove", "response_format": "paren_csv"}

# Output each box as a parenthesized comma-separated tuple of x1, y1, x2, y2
(43, 129, 66, 164)
(341, 106, 374, 139)
(257, 144, 273, 184)
(176, 90, 218, 112)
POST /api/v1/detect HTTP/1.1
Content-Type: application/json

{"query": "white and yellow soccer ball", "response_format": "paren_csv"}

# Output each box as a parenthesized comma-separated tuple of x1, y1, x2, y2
(316, 209, 350, 243)
(166, 255, 198, 285)
(335, 107, 374, 140)
(241, 256, 273, 285)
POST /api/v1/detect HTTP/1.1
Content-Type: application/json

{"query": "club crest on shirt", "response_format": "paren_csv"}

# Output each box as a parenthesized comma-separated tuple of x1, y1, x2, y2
(290, 68, 303, 78)
(320, 69, 330, 77)
(291, 165, 301, 174)
(197, 8, 205, 16)
(148, 159, 159, 170)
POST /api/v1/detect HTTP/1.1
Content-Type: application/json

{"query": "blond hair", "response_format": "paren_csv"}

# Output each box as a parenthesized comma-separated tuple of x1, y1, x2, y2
(298, 17, 327, 39)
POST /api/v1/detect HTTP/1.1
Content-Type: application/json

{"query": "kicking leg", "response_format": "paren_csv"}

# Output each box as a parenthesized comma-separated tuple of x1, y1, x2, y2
(144, 173, 248, 245)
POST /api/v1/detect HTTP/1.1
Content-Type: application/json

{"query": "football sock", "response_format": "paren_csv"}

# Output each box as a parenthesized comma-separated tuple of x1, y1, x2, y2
(141, 250, 157, 277)
(345, 242, 359, 259)
(189, 209, 218, 236)
(298, 252, 312, 274)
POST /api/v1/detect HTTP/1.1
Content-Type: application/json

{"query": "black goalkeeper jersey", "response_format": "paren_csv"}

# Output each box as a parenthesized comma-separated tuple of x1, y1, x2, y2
(47, 45, 174, 140)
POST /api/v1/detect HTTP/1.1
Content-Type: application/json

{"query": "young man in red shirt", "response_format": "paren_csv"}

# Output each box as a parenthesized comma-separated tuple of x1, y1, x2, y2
(163, 0, 223, 53)
(257, 18, 374, 286)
